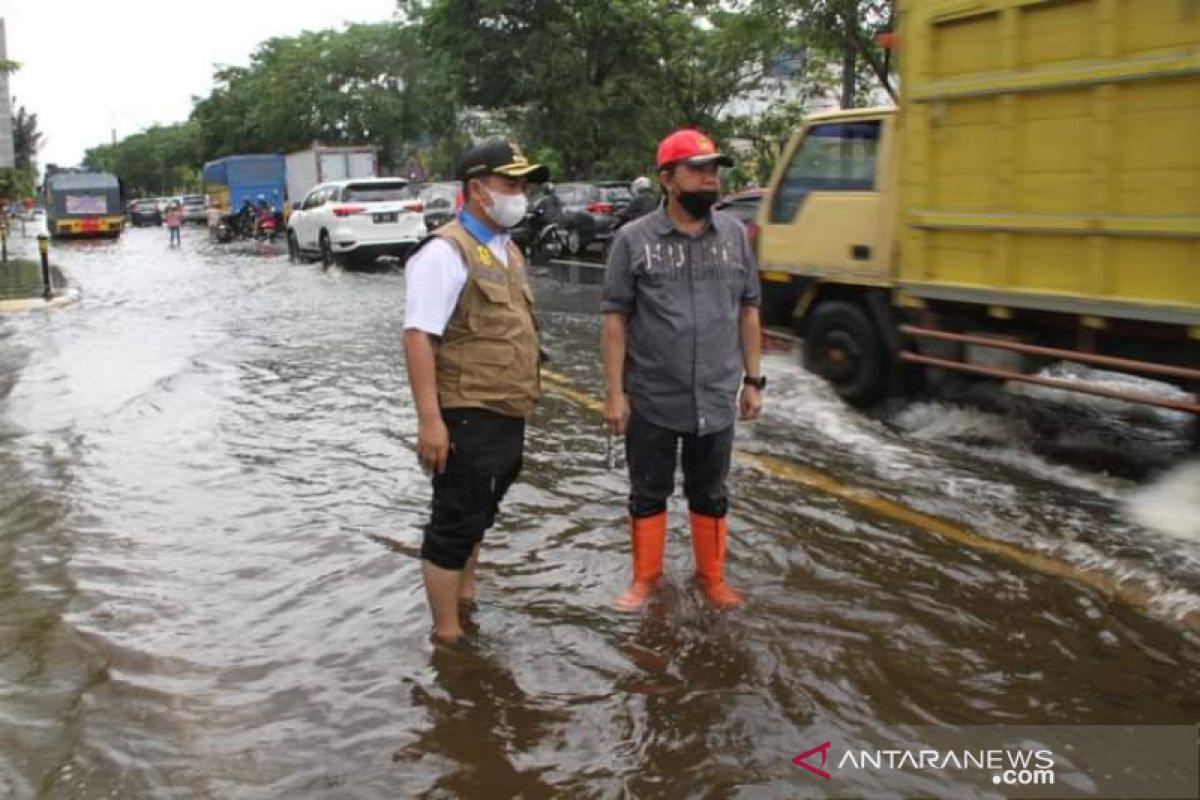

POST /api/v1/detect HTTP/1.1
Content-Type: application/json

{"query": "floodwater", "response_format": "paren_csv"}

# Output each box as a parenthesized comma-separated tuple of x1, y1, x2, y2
(1, 227, 1197, 798)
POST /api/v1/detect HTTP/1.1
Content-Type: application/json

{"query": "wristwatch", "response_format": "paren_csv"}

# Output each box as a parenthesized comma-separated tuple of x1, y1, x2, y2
(743, 375, 767, 390)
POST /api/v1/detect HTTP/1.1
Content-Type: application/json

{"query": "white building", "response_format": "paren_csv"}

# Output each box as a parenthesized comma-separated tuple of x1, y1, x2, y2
(719, 51, 841, 122)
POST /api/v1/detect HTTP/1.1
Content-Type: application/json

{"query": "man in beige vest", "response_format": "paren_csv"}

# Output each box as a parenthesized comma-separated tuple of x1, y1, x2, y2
(403, 139, 548, 645)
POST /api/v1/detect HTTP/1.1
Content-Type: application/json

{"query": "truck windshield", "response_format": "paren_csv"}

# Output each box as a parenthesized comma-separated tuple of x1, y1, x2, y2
(342, 182, 414, 202)
(770, 120, 880, 223)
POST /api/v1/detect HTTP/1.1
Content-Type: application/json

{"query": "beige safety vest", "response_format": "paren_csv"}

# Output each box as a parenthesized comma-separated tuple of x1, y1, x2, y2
(434, 221, 541, 418)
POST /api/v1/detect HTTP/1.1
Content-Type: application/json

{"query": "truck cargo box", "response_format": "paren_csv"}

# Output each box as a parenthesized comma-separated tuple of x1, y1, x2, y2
(285, 145, 378, 208)
(202, 154, 286, 211)
(899, 0, 1200, 325)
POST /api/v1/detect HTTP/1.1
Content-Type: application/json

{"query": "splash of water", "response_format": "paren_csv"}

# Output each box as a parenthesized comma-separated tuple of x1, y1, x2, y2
(1125, 461, 1200, 544)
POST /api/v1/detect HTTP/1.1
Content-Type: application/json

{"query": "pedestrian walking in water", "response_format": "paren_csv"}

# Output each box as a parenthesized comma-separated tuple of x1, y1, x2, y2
(165, 201, 183, 248)
(402, 139, 549, 645)
(206, 200, 222, 241)
(602, 129, 764, 611)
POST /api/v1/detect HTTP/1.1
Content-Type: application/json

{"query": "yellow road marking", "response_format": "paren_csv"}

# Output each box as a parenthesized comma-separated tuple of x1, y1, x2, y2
(540, 369, 1200, 630)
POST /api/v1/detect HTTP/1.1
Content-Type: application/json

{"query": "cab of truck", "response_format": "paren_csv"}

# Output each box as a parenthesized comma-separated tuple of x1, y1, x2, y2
(757, 106, 898, 290)
(755, 106, 904, 405)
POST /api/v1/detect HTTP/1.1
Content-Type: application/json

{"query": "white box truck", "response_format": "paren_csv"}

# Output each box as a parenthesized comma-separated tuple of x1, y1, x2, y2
(285, 145, 378, 209)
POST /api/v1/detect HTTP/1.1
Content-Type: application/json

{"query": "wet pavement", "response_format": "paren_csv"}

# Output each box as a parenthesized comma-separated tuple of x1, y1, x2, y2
(1, 226, 1198, 798)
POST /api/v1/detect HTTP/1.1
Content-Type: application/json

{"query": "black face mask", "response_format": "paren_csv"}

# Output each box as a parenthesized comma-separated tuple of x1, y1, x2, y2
(676, 189, 719, 220)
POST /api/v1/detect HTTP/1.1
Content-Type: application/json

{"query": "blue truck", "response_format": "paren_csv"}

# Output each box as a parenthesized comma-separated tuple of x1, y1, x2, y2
(202, 154, 286, 215)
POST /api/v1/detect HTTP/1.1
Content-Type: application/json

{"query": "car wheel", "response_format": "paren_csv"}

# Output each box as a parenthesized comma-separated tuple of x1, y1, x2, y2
(802, 301, 889, 407)
(320, 233, 333, 269)
(564, 229, 582, 257)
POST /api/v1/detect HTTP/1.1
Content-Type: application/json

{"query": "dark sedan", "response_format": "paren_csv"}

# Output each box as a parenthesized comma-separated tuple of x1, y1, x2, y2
(714, 188, 765, 255)
(419, 181, 461, 232)
(128, 199, 162, 227)
(555, 182, 624, 254)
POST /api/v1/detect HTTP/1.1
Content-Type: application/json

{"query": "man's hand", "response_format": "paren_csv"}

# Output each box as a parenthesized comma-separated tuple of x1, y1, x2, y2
(417, 415, 450, 474)
(604, 391, 630, 435)
(739, 386, 763, 421)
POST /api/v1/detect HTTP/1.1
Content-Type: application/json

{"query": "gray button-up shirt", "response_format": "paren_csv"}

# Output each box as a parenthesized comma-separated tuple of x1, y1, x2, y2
(602, 208, 761, 435)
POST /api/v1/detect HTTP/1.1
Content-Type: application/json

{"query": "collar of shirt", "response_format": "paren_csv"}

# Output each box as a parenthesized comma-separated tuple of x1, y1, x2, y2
(645, 207, 724, 239)
(459, 208, 508, 246)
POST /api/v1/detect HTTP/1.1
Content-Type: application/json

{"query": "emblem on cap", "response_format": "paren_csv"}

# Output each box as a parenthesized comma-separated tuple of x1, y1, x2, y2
(509, 141, 528, 165)
(696, 135, 715, 154)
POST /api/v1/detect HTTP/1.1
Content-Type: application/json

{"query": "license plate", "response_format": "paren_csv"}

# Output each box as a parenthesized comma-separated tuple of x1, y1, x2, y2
(373, 212, 398, 224)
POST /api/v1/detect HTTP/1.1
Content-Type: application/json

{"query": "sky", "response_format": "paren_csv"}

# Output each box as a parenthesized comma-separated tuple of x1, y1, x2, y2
(4, 0, 398, 171)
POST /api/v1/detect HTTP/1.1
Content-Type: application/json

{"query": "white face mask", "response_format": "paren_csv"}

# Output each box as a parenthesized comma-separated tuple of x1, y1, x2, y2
(481, 185, 528, 229)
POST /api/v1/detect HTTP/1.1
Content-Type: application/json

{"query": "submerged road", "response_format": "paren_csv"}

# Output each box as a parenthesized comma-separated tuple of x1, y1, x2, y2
(0, 227, 1197, 797)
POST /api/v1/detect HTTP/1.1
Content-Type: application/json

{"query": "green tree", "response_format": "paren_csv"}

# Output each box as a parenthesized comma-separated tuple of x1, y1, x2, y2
(746, 0, 896, 106)
(12, 102, 43, 173)
(190, 23, 450, 173)
(407, 0, 790, 178)
(83, 121, 202, 197)
(2, 98, 41, 201)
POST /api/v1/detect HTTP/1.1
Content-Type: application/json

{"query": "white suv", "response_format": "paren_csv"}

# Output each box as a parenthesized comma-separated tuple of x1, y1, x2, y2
(287, 178, 426, 267)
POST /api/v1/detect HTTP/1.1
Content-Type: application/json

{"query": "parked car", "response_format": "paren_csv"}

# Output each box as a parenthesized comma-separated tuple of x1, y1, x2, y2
(595, 181, 633, 213)
(418, 181, 461, 232)
(553, 182, 622, 254)
(180, 194, 207, 225)
(128, 198, 162, 227)
(714, 188, 765, 255)
(287, 177, 425, 268)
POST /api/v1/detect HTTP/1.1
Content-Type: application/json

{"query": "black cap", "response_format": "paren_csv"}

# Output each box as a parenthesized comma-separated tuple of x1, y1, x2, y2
(457, 139, 550, 184)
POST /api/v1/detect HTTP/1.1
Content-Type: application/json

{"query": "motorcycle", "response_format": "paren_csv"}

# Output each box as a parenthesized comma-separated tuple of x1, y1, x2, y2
(215, 214, 235, 243)
(255, 215, 278, 243)
(511, 207, 576, 261)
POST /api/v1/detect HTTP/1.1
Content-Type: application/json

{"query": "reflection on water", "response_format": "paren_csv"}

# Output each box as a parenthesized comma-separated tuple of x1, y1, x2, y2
(0, 229, 1197, 797)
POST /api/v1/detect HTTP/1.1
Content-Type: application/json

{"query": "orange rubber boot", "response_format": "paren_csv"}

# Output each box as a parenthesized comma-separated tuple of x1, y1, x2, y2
(689, 511, 744, 608)
(615, 512, 667, 612)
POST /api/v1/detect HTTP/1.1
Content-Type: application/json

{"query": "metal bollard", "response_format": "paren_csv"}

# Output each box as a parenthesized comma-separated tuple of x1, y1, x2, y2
(37, 233, 52, 300)
(1, 223, 7, 263)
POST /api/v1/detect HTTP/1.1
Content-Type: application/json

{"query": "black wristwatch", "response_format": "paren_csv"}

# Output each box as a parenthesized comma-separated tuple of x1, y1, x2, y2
(743, 375, 767, 390)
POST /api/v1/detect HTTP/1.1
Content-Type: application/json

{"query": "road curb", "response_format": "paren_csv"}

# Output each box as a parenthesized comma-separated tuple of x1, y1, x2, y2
(0, 259, 80, 314)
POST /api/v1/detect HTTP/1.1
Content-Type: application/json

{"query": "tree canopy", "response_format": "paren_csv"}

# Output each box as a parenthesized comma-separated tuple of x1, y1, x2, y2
(81, 2, 894, 194)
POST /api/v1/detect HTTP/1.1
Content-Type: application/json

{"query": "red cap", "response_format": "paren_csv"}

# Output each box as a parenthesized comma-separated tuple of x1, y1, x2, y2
(656, 129, 734, 170)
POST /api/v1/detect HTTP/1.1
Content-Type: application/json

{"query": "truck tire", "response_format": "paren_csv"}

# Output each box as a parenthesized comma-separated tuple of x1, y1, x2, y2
(803, 301, 889, 407)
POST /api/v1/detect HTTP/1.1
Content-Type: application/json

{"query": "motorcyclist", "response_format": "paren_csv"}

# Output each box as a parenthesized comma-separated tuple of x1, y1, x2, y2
(236, 199, 257, 237)
(254, 194, 275, 237)
(613, 176, 659, 227)
(531, 182, 564, 225)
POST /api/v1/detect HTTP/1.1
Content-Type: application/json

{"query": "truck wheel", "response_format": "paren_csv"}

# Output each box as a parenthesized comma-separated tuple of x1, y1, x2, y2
(803, 301, 889, 407)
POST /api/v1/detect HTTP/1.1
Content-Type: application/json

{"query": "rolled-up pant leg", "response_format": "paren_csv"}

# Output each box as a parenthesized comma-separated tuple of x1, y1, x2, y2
(420, 408, 525, 571)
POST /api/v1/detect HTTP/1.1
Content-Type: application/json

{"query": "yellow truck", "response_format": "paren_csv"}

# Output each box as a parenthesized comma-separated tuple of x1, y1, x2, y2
(757, 0, 1200, 427)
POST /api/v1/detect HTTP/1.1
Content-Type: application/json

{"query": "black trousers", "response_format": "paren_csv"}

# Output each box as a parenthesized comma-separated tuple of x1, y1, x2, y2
(420, 408, 525, 571)
(625, 409, 734, 519)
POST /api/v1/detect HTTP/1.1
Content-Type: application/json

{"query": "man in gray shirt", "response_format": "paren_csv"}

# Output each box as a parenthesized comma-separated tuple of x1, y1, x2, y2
(602, 129, 764, 612)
